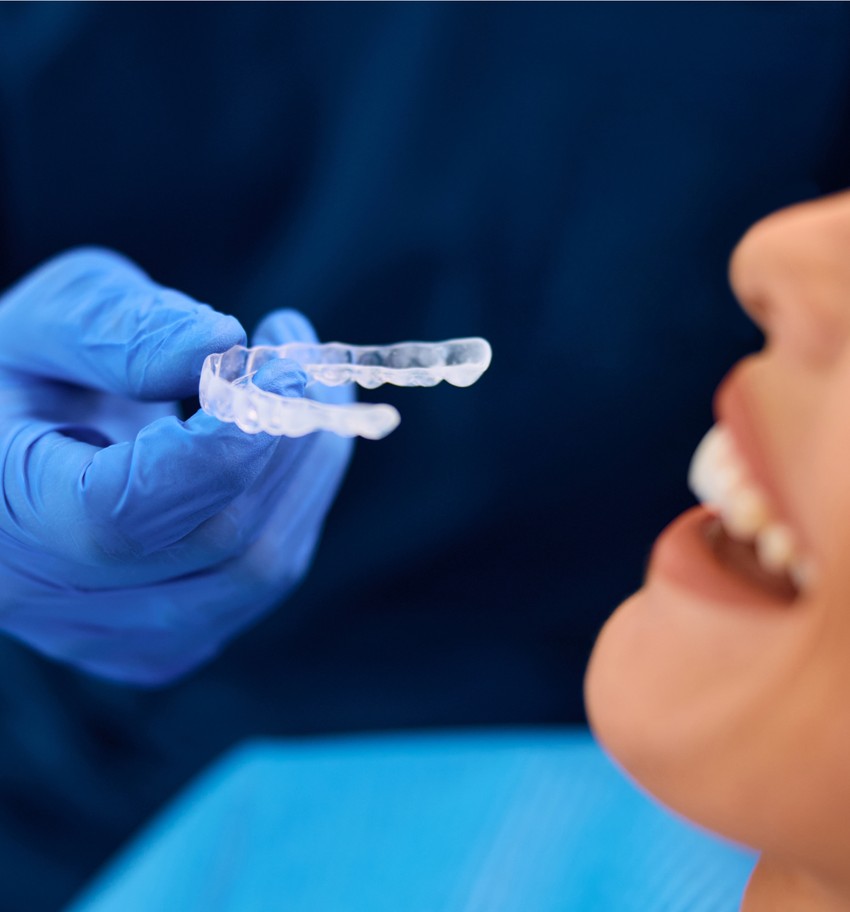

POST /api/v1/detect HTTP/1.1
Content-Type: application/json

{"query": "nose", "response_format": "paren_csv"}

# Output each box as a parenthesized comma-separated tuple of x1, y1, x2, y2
(728, 191, 850, 366)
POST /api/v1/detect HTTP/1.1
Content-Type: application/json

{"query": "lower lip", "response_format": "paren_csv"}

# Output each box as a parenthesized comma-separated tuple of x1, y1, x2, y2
(648, 505, 797, 610)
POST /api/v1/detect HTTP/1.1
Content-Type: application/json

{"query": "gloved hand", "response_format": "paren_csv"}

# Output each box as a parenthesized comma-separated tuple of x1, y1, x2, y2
(0, 248, 353, 684)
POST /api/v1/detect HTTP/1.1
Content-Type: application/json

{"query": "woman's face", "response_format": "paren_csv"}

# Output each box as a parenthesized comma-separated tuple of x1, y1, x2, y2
(585, 190, 850, 890)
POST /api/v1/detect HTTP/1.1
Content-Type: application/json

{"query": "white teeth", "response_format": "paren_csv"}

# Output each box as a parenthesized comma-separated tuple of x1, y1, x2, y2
(688, 424, 810, 591)
(723, 487, 771, 541)
(687, 424, 730, 505)
(754, 523, 796, 575)
(789, 558, 816, 592)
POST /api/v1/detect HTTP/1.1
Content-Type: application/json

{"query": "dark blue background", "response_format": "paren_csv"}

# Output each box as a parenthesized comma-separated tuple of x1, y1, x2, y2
(0, 4, 848, 909)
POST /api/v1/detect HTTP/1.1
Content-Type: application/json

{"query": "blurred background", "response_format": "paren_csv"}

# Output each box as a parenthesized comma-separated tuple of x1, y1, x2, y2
(0, 3, 848, 909)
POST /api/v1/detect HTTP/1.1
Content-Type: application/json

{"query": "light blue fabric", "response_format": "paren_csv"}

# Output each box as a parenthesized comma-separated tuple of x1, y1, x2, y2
(68, 730, 755, 911)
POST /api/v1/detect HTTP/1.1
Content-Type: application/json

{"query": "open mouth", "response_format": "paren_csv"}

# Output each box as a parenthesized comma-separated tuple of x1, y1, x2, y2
(688, 424, 812, 597)
(704, 516, 798, 602)
(648, 423, 812, 609)
(649, 505, 800, 610)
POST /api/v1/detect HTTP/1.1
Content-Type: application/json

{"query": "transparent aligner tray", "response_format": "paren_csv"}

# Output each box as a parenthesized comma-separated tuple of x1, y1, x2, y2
(199, 337, 492, 439)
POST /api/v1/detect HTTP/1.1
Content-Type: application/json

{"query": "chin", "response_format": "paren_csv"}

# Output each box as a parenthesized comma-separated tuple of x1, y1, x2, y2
(584, 588, 676, 786)
(586, 504, 803, 781)
(584, 588, 735, 840)
(584, 562, 808, 853)
(584, 575, 737, 827)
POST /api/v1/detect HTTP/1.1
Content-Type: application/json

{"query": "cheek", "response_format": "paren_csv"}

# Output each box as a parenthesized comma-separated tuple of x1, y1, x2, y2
(809, 405, 850, 567)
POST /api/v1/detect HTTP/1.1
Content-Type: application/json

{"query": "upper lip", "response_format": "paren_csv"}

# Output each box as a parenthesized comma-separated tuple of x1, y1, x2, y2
(712, 359, 796, 537)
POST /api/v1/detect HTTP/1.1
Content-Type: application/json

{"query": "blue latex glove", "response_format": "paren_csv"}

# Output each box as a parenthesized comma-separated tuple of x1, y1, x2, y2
(0, 248, 353, 684)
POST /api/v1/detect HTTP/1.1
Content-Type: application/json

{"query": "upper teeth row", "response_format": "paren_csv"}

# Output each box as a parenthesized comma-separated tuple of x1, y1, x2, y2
(688, 424, 810, 590)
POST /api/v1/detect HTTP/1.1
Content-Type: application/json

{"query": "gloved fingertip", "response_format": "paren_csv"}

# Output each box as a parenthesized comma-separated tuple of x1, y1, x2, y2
(252, 358, 307, 398)
(253, 308, 318, 346)
(150, 289, 247, 351)
(190, 309, 247, 354)
(127, 306, 248, 401)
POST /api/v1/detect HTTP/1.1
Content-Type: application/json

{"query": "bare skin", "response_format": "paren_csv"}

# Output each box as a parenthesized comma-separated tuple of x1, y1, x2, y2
(585, 190, 850, 911)
(744, 860, 850, 912)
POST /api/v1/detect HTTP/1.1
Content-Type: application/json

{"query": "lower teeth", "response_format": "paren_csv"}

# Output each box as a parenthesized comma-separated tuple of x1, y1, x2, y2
(704, 519, 798, 600)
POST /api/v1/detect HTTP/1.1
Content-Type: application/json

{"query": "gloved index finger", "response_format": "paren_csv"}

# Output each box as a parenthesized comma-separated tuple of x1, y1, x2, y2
(0, 248, 245, 401)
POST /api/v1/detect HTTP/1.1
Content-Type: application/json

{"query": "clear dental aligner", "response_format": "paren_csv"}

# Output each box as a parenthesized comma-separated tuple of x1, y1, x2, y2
(199, 338, 492, 440)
